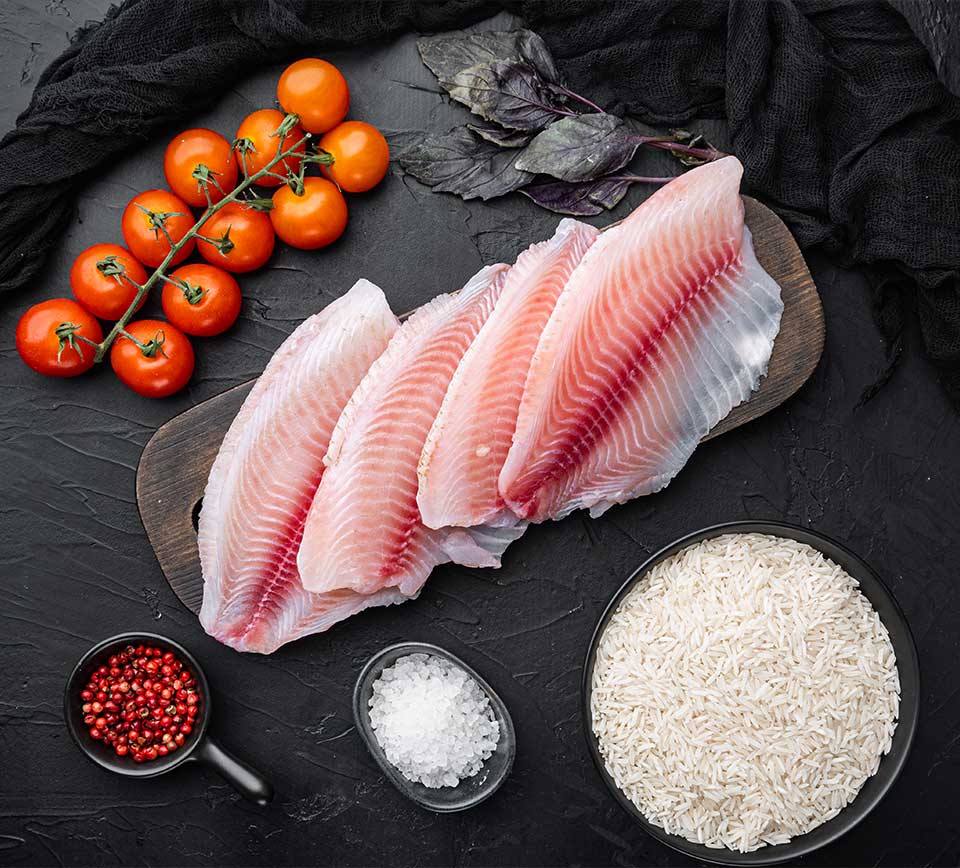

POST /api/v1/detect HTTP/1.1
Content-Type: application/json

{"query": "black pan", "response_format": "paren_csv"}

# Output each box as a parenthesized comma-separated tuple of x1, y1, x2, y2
(65, 631, 272, 805)
(582, 520, 920, 866)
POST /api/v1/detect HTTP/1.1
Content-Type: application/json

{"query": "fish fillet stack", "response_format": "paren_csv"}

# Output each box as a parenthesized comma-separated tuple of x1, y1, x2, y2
(199, 157, 784, 653)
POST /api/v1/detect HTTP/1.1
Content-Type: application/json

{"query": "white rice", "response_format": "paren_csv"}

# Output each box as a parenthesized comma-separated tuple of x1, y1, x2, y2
(590, 533, 900, 853)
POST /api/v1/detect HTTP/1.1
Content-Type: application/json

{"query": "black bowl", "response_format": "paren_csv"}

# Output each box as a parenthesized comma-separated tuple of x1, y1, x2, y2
(582, 521, 920, 866)
(65, 632, 272, 804)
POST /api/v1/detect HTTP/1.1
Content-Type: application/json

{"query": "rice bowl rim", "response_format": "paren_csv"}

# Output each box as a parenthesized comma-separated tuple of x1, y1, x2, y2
(581, 520, 920, 866)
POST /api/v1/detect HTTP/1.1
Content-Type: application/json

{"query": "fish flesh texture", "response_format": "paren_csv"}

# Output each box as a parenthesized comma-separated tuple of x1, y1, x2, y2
(198, 280, 401, 654)
(298, 265, 525, 597)
(499, 156, 783, 522)
(417, 218, 599, 530)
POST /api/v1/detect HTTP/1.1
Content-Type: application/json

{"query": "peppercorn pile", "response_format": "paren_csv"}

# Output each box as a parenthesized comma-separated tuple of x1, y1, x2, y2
(79, 644, 200, 763)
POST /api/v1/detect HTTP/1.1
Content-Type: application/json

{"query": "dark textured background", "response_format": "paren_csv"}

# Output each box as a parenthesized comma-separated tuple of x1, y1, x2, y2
(2, 3, 959, 867)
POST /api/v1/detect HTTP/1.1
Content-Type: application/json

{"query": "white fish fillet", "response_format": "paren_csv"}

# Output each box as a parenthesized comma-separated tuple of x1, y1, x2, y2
(417, 218, 599, 530)
(198, 280, 402, 653)
(499, 156, 783, 522)
(298, 265, 524, 597)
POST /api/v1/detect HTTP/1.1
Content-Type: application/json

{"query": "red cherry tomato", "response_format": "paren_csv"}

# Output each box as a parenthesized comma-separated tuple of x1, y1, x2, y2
(319, 121, 390, 193)
(122, 190, 195, 268)
(70, 243, 148, 320)
(270, 178, 348, 250)
(162, 264, 242, 337)
(235, 109, 306, 188)
(16, 298, 103, 377)
(197, 202, 275, 273)
(110, 319, 195, 398)
(163, 128, 239, 208)
(277, 58, 349, 134)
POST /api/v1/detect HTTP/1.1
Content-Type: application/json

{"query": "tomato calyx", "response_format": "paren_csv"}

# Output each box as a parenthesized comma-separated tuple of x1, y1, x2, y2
(275, 113, 304, 141)
(239, 195, 274, 213)
(55, 321, 98, 363)
(96, 255, 141, 288)
(135, 204, 188, 246)
(190, 163, 226, 203)
(120, 326, 168, 359)
(163, 273, 205, 306)
(196, 226, 235, 255)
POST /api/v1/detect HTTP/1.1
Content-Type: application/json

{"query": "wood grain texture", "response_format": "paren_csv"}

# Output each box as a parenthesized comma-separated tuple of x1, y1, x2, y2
(135, 196, 824, 615)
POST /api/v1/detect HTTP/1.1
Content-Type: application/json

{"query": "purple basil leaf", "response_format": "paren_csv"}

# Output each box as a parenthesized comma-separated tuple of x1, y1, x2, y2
(515, 114, 639, 182)
(467, 124, 533, 148)
(520, 176, 634, 216)
(397, 127, 534, 201)
(417, 29, 560, 87)
(447, 61, 568, 132)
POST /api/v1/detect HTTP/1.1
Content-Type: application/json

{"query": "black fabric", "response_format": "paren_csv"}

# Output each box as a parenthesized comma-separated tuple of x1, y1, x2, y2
(2, 0, 959, 402)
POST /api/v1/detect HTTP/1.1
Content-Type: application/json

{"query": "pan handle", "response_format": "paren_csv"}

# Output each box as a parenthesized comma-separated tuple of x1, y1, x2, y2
(192, 736, 273, 805)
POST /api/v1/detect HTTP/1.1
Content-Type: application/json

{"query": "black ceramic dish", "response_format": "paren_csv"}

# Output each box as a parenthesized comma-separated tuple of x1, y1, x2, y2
(582, 521, 920, 867)
(353, 642, 516, 812)
(65, 632, 273, 805)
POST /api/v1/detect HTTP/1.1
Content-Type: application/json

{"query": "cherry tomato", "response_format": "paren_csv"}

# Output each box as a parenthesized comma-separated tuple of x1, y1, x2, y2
(163, 128, 239, 208)
(16, 298, 103, 377)
(319, 122, 390, 193)
(162, 264, 242, 337)
(277, 58, 349, 134)
(270, 177, 348, 250)
(122, 190, 195, 268)
(70, 243, 148, 320)
(235, 109, 306, 188)
(197, 202, 275, 272)
(110, 319, 195, 398)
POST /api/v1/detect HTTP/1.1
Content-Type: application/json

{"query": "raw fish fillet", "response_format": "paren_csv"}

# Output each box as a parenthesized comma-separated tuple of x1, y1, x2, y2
(499, 156, 783, 522)
(298, 265, 525, 597)
(198, 280, 402, 654)
(417, 218, 599, 530)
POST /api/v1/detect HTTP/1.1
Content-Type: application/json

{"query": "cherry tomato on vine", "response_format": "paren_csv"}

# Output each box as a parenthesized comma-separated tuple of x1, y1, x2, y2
(110, 319, 195, 398)
(16, 298, 103, 378)
(235, 109, 306, 188)
(319, 121, 390, 193)
(270, 177, 348, 250)
(163, 128, 239, 208)
(277, 58, 349, 134)
(70, 243, 148, 320)
(162, 264, 242, 337)
(197, 202, 275, 272)
(122, 190, 195, 268)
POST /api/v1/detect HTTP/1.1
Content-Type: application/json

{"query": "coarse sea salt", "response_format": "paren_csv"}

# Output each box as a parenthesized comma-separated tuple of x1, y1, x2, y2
(368, 653, 500, 789)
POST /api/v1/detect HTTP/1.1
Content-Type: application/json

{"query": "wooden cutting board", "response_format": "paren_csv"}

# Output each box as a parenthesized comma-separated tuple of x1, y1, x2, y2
(136, 196, 825, 615)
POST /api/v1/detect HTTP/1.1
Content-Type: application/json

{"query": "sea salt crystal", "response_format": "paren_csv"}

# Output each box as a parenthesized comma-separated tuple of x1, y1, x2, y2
(368, 653, 500, 789)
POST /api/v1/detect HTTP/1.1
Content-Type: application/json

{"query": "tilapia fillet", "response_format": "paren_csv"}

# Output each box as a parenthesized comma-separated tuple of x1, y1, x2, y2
(417, 218, 599, 530)
(298, 265, 525, 598)
(198, 280, 401, 654)
(499, 156, 783, 522)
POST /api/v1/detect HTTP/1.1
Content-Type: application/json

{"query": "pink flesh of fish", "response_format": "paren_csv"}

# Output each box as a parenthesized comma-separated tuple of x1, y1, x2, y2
(417, 218, 599, 530)
(298, 265, 525, 597)
(198, 280, 401, 653)
(499, 157, 783, 522)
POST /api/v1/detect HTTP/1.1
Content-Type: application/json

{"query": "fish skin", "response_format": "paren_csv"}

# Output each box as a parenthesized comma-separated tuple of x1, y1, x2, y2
(417, 218, 599, 530)
(499, 156, 783, 522)
(298, 264, 524, 598)
(198, 279, 402, 654)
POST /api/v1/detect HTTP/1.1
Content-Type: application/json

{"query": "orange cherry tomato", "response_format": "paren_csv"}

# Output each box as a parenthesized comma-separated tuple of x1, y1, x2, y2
(163, 128, 239, 208)
(197, 202, 275, 273)
(270, 177, 348, 250)
(162, 264, 242, 337)
(110, 319, 195, 398)
(277, 58, 349, 134)
(235, 109, 306, 188)
(122, 190, 195, 268)
(16, 298, 103, 377)
(319, 121, 390, 193)
(70, 243, 148, 320)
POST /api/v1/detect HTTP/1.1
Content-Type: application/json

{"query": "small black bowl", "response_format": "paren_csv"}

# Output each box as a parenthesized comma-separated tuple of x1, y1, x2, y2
(582, 521, 920, 866)
(65, 632, 272, 805)
(353, 642, 516, 812)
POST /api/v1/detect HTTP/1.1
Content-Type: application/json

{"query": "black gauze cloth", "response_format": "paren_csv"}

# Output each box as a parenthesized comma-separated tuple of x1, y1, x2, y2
(2, 0, 959, 401)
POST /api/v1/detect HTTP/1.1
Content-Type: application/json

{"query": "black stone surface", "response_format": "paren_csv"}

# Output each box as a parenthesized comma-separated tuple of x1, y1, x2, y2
(1, 4, 959, 867)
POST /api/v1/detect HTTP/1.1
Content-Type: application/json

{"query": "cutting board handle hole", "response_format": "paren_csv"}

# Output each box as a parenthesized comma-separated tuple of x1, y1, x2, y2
(192, 498, 203, 534)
